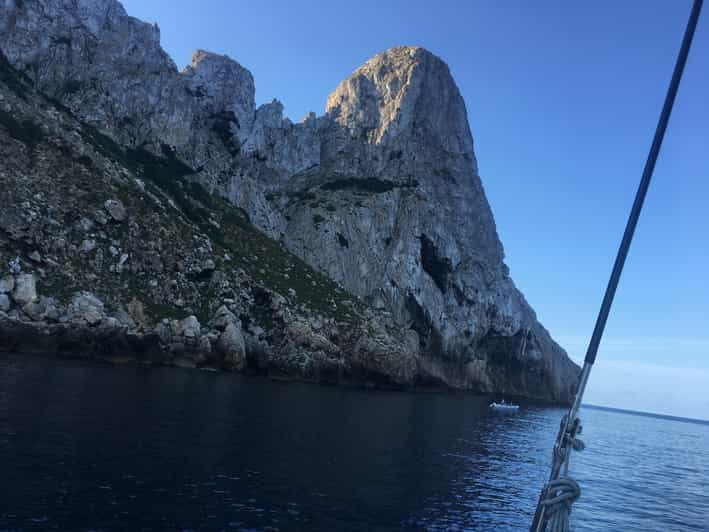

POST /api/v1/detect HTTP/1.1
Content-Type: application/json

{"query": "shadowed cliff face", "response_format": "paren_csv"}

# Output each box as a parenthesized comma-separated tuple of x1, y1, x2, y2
(0, 0, 579, 402)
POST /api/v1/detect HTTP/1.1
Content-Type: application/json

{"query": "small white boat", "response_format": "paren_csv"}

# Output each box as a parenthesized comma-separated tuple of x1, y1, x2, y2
(489, 400, 519, 412)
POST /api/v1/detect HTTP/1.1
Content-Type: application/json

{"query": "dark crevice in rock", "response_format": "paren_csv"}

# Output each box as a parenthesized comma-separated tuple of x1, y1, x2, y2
(475, 327, 555, 398)
(419, 234, 451, 293)
(451, 284, 465, 306)
(405, 292, 444, 357)
(336, 232, 349, 248)
(0, 50, 31, 100)
(209, 111, 240, 155)
(406, 293, 429, 345)
(251, 286, 274, 331)
(477, 328, 531, 367)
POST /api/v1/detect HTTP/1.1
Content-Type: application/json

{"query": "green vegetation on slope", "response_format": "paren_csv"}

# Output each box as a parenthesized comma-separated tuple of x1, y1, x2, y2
(75, 125, 362, 325)
(0, 49, 362, 327)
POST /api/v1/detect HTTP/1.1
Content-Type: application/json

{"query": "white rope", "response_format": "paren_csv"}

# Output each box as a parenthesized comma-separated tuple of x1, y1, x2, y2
(540, 478, 581, 532)
(535, 413, 585, 531)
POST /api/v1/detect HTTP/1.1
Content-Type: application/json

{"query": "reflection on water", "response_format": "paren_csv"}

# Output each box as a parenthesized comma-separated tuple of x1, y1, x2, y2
(1, 354, 707, 530)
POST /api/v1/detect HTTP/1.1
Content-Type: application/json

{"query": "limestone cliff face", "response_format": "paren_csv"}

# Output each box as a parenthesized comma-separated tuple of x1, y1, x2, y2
(0, 0, 187, 145)
(0, 0, 579, 401)
(283, 47, 575, 399)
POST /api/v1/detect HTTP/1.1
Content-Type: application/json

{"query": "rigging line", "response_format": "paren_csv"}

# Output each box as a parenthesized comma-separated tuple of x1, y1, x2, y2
(530, 1, 703, 530)
(583, 0, 704, 369)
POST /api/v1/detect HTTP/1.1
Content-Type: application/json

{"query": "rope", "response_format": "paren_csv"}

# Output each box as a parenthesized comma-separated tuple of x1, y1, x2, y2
(530, 3, 703, 528)
(534, 415, 585, 531)
(539, 479, 581, 532)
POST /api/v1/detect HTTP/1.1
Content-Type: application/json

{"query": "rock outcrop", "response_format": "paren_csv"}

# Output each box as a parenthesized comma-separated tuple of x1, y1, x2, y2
(0, 0, 579, 402)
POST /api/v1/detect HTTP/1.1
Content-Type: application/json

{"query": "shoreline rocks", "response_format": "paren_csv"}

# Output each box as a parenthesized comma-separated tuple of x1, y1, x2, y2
(11, 273, 36, 306)
(0, 259, 575, 401)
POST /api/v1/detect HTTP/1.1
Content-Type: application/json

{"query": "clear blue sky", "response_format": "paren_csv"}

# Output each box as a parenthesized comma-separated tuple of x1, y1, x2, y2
(121, 0, 708, 420)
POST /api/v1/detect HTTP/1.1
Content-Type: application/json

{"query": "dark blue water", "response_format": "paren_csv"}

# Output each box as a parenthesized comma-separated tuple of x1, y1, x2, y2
(1, 354, 707, 531)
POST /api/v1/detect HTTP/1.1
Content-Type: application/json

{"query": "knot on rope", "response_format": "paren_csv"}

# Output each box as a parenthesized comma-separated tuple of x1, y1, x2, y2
(539, 478, 581, 532)
(538, 415, 584, 532)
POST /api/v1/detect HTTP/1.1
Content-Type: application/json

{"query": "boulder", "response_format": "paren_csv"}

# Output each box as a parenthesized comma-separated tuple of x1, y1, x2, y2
(94, 209, 109, 225)
(22, 296, 59, 321)
(79, 239, 96, 253)
(7, 257, 21, 275)
(104, 199, 127, 222)
(117, 253, 129, 272)
(286, 321, 337, 354)
(0, 276, 14, 294)
(114, 307, 136, 329)
(68, 292, 105, 326)
(126, 298, 146, 329)
(198, 334, 212, 354)
(153, 321, 172, 344)
(0, 294, 10, 312)
(102, 317, 121, 329)
(244, 333, 269, 369)
(176, 315, 201, 339)
(352, 331, 418, 385)
(78, 217, 94, 232)
(11, 274, 37, 306)
(217, 323, 246, 370)
(211, 305, 237, 331)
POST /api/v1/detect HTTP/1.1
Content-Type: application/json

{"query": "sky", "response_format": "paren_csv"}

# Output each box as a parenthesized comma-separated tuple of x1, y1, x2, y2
(120, 0, 708, 420)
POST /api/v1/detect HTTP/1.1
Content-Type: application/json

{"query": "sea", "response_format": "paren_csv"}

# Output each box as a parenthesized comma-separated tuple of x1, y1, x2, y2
(1, 354, 707, 531)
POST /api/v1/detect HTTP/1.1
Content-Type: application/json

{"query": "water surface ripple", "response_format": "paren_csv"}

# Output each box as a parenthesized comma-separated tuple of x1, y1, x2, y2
(1, 355, 707, 530)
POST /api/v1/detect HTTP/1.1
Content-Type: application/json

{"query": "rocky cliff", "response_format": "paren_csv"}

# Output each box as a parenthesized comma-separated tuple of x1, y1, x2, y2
(0, 0, 579, 402)
(0, 50, 420, 386)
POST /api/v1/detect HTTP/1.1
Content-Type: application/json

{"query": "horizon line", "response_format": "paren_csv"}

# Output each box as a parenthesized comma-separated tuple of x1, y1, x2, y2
(582, 403, 709, 425)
